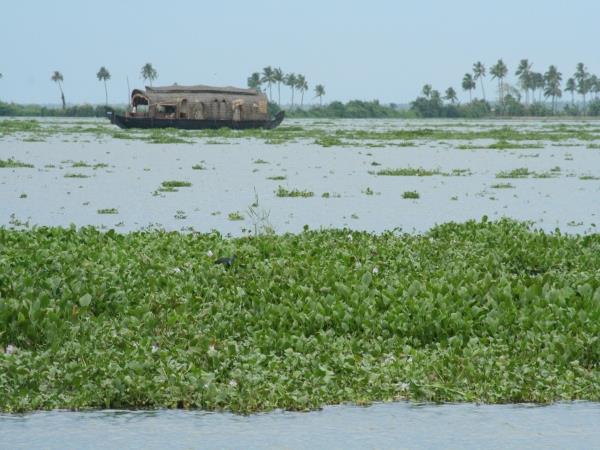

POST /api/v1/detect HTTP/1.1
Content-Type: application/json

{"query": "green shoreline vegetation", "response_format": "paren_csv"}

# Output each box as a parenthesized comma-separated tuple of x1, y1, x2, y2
(3, 59, 600, 120)
(0, 219, 599, 413)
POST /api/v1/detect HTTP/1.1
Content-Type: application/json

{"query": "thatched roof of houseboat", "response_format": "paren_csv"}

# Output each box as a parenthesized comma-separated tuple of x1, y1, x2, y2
(132, 84, 265, 106)
(146, 85, 260, 96)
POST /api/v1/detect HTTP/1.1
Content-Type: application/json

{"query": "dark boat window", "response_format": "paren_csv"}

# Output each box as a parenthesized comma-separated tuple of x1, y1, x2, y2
(220, 99, 228, 120)
(156, 104, 177, 119)
(180, 99, 188, 119)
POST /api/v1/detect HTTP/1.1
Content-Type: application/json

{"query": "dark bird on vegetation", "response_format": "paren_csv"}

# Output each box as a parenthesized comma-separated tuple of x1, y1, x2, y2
(215, 255, 236, 268)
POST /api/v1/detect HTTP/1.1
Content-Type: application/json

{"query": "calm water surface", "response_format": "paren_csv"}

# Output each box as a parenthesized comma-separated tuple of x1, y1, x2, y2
(1, 402, 599, 450)
(1, 118, 599, 235)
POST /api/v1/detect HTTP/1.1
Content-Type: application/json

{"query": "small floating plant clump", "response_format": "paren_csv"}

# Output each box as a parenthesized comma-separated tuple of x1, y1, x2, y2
(161, 180, 192, 188)
(495, 168, 532, 179)
(275, 186, 314, 198)
(0, 219, 599, 413)
(314, 136, 345, 147)
(71, 161, 109, 169)
(0, 158, 34, 168)
(374, 167, 442, 177)
(402, 190, 420, 199)
(97, 208, 118, 214)
(144, 129, 191, 144)
(490, 183, 515, 189)
(174, 210, 187, 220)
(487, 140, 543, 150)
(153, 180, 193, 195)
(495, 167, 562, 179)
(227, 211, 245, 221)
(63, 173, 90, 178)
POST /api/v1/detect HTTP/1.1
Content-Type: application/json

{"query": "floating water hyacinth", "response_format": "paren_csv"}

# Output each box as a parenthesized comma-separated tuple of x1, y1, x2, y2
(1, 219, 600, 413)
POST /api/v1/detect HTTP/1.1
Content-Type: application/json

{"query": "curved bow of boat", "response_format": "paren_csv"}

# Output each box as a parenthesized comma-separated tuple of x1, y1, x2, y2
(265, 111, 285, 130)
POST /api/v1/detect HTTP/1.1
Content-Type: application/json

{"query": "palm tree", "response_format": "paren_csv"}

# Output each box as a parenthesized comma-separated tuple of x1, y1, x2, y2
(461, 73, 476, 102)
(296, 74, 308, 108)
(590, 75, 600, 100)
(422, 84, 432, 98)
(285, 73, 297, 108)
(543, 65, 562, 114)
(490, 59, 508, 108)
(261, 66, 275, 101)
(515, 59, 532, 105)
(96, 66, 111, 106)
(140, 63, 158, 86)
(51, 71, 66, 109)
(247, 72, 262, 91)
(444, 87, 458, 104)
(530, 72, 544, 103)
(565, 77, 576, 106)
(273, 68, 284, 106)
(473, 61, 486, 100)
(314, 84, 325, 106)
(575, 63, 590, 113)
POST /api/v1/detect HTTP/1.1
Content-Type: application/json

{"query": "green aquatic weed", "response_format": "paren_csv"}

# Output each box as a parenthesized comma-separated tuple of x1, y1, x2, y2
(0, 158, 34, 168)
(402, 190, 420, 199)
(275, 186, 314, 197)
(375, 167, 442, 177)
(0, 219, 599, 413)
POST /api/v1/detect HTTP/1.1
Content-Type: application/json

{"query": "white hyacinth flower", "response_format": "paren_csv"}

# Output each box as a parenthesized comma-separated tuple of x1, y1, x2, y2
(229, 379, 238, 388)
(372, 267, 379, 275)
(206, 250, 214, 257)
(151, 345, 159, 353)
(6, 344, 15, 355)
(348, 234, 353, 241)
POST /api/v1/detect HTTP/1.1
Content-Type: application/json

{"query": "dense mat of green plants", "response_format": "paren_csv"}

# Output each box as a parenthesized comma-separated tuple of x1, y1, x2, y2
(1, 219, 599, 413)
(3, 118, 600, 146)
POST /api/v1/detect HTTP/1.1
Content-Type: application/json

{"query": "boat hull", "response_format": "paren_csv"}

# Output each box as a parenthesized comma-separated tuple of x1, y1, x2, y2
(108, 111, 284, 130)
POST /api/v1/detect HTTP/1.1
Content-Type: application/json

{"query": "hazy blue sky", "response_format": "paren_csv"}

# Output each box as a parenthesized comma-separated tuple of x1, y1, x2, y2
(1, 0, 599, 105)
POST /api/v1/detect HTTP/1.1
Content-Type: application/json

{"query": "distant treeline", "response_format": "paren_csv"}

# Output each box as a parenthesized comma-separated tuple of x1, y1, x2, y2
(0, 100, 410, 119)
(0, 102, 123, 117)
(3, 98, 600, 120)
(282, 100, 413, 119)
(409, 93, 600, 118)
(410, 60, 600, 118)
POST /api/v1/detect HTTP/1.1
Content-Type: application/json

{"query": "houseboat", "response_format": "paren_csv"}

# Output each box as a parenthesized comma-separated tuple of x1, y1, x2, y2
(108, 84, 284, 130)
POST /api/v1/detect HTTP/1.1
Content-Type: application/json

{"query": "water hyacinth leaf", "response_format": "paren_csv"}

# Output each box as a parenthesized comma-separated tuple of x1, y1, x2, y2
(361, 272, 372, 287)
(79, 293, 92, 307)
